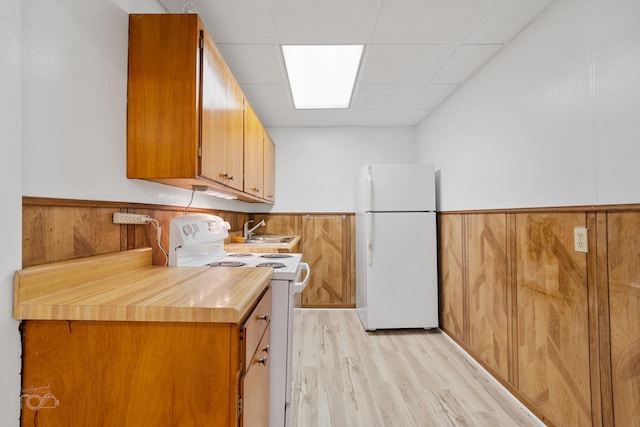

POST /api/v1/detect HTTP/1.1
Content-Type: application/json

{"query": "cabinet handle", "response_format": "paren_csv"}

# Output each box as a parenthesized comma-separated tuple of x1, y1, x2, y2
(262, 344, 270, 354)
(227, 175, 234, 181)
(258, 356, 268, 365)
(252, 187, 260, 193)
(258, 314, 269, 322)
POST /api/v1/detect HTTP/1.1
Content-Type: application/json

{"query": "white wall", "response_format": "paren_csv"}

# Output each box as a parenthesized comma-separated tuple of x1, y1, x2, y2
(262, 126, 416, 212)
(416, 0, 640, 211)
(1, 0, 23, 422)
(21, 0, 257, 213)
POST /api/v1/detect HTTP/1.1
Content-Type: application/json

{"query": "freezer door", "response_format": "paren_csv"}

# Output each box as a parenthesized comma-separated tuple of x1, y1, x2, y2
(365, 211, 438, 330)
(367, 164, 435, 212)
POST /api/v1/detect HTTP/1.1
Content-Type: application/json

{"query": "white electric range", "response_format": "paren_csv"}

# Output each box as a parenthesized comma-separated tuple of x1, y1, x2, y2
(168, 214, 309, 427)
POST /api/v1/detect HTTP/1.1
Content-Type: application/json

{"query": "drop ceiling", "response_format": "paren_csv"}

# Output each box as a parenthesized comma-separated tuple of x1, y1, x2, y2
(157, 0, 555, 127)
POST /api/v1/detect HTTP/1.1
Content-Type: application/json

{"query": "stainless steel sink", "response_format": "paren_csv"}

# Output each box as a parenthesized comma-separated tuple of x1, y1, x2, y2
(245, 235, 294, 244)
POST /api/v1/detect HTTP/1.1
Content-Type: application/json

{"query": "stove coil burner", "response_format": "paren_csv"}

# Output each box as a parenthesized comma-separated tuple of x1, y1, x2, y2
(256, 262, 287, 269)
(227, 253, 255, 258)
(259, 254, 292, 259)
(207, 261, 247, 267)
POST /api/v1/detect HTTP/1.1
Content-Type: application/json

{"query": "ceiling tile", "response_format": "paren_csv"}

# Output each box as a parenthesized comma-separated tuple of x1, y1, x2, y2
(186, 0, 277, 43)
(431, 44, 503, 84)
(412, 84, 459, 109)
(294, 109, 351, 126)
(216, 44, 284, 84)
(351, 84, 425, 109)
(240, 84, 292, 112)
(372, 0, 495, 44)
(269, 0, 382, 44)
(360, 44, 457, 84)
(156, 0, 556, 127)
(349, 108, 432, 126)
(464, 0, 555, 44)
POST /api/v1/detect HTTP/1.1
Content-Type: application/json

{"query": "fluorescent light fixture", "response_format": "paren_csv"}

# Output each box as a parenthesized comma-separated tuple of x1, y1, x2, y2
(282, 45, 363, 109)
(192, 185, 237, 200)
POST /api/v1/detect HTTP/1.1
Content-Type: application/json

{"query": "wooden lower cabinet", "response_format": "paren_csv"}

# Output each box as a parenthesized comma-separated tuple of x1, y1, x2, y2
(301, 214, 355, 307)
(20, 289, 272, 427)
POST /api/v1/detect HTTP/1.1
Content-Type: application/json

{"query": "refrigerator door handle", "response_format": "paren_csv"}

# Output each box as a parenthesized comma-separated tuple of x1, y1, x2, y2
(366, 165, 373, 212)
(366, 213, 373, 265)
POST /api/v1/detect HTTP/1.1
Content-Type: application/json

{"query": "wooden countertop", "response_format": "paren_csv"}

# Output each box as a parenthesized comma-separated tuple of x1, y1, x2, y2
(14, 248, 272, 324)
(225, 235, 301, 253)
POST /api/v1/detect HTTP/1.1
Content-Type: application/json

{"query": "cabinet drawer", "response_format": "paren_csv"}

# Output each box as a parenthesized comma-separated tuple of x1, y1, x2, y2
(243, 286, 271, 371)
(242, 326, 270, 427)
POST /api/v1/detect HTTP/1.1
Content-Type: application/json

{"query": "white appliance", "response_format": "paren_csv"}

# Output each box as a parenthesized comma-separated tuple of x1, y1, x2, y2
(168, 214, 310, 427)
(355, 164, 438, 331)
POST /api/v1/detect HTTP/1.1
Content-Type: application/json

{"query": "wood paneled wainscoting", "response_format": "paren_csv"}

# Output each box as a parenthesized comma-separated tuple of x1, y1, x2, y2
(22, 197, 250, 268)
(22, 199, 356, 307)
(438, 207, 640, 427)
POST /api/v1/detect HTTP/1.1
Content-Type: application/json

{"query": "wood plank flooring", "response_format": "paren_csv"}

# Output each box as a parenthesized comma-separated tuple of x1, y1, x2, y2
(291, 309, 544, 427)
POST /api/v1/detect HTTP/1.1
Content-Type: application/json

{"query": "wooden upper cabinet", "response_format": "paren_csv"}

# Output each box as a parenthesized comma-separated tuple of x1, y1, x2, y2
(244, 101, 264, 199)
(263, 132, 276, 203)
(201, 30, 244, 191)
(127, 14, 271, 203)
(127, 14, 201, 180)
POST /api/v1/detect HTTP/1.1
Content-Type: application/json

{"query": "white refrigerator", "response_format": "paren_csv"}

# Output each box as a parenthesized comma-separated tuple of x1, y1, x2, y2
(355, 164, 438, 331)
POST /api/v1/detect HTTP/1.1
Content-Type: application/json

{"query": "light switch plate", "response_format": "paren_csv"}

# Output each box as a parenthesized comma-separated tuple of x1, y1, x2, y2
(574, 227, 588, 253)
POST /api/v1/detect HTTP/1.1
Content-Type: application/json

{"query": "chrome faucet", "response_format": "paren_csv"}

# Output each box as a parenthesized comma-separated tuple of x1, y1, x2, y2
(243, 219, 265, 240)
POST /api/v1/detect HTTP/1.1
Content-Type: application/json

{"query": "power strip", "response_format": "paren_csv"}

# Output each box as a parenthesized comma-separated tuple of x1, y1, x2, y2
(113, 212, 151, 224)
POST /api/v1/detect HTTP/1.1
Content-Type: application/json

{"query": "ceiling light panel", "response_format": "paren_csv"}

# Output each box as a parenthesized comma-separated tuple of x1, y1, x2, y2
(282, 45, 364, 109)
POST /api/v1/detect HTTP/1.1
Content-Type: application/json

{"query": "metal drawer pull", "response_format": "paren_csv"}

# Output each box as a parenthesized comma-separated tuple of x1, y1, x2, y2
(258, 314, 269, 321)
(262, 344, 270, 353)
(258, 356, 268, 365)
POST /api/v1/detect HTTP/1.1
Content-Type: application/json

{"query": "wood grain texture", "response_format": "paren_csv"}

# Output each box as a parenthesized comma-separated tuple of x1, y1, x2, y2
(515, 213, 591, 427)
(467, 213, 510, 380)
(243, 101, 264, 198)
(301, 215, 353, 307)
(263, 132, 276, 202)
(14, 249, 272, 323)
(224, 236, 301, 254)
(200, 28, 244, 191)
(21, 320, 239, 426)
(127, 14, 200, 179)
(22, 197, 251, 268)
(22, 205, 121, 266)
(606, 212, 640, 427)
(438, 214, 465, 341)
(291, 309, 543, 427)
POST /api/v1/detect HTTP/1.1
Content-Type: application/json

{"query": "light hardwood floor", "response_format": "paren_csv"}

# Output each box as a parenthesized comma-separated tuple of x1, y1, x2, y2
(291, 309, 544, 427)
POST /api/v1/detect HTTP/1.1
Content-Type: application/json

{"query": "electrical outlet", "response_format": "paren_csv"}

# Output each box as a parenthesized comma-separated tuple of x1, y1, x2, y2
(574, 227, 588, 253)
(113, 212, 151, 225)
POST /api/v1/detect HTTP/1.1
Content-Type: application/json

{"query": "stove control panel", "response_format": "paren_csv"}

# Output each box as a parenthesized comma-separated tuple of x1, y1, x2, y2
(169, 214, 230, 248)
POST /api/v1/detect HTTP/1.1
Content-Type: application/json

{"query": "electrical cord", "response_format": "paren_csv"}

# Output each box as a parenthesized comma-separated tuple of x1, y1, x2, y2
(149, 218, 169, 266)
(183, 187, 196, 215)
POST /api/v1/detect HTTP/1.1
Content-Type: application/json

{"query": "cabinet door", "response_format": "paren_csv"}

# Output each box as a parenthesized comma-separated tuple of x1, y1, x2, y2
(244, 101, 264, 198)
(301, 214, 354, 307)
(200, 31, 243, 191)
(242, 327, 270, 427)
(263, 132, 275, 203)
(127, 14, 200, 179)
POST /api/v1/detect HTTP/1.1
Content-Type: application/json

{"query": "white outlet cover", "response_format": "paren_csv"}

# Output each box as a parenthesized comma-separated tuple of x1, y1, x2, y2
(574, 227, 588, 253)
